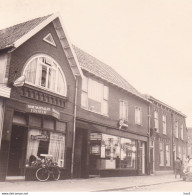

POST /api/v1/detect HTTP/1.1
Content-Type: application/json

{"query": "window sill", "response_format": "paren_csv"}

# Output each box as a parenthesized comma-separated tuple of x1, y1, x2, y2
(81, 107, 109, 117)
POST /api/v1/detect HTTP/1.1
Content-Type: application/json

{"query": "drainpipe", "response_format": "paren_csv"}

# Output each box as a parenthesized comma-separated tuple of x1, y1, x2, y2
(147, 102, 151, 175)
(71, 78, 78, 178)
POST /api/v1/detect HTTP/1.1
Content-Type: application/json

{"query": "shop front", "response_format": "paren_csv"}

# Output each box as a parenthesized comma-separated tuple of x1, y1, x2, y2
(73, 122, 148, 178)
(0, 100, 71, 181)
(89, 132, 147, 177)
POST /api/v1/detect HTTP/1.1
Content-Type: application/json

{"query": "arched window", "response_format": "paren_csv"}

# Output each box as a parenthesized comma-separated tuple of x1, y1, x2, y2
(23, 55, 67, 96)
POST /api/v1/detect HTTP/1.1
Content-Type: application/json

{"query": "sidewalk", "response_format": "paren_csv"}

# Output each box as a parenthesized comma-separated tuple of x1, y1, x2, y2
(0, 173, 182, 192)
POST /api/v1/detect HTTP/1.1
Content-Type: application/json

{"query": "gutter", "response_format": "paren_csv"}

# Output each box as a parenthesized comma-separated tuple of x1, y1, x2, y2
(71, 77, 78, 178)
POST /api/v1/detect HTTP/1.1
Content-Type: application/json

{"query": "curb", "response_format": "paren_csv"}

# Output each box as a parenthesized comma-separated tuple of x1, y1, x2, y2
(96, 179, 181, 192)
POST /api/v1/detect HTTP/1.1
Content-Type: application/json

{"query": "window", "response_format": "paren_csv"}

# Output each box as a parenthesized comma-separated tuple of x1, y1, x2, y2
(175, 121, 179, 138)
(23, 55, 67, 96)
(154, 111, 159, 132)
(180, 124, 184, 140)
(26, 129, 65, 167)
(162, 114, 167, 134)
(119, 100, 128, 120)
(135, 107, 142, 125)
(178, 145, 181, 159)
(159, 142, 164, 166)
(165, 145, 170, 166)
(81, 75, 108, 115)
(89, 133, 137, 170)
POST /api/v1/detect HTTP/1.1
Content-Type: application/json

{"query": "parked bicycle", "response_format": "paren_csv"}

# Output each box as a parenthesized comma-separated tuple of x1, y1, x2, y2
(30, 154, 61, 182)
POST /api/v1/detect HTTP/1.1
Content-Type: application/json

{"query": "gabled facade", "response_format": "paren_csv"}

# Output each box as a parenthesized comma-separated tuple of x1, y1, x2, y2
(72, 47, 150, 178)
(0, 13, 82, 181)
(146, 95, 187, 174)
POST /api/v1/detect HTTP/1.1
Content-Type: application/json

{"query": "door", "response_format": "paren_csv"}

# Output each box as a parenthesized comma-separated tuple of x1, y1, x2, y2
(138, 141, 146, 175)
(7, 125, 27, 176)
(73, 129, 89, 178)
(150, 147, 154, 174)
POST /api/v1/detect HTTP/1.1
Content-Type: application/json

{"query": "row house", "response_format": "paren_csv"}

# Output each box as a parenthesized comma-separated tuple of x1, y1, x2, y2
(0, 13, 83, 181)
(187, 128, 192, 157)
(0, 13, 188, 181)
(73, 46, 150, 178)
(146, 95, 187, 174)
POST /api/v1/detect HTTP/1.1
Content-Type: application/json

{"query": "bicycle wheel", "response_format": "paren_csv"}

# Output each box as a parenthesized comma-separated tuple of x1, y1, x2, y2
(36, 167, 49, 182)
(52, 167, 60, 181)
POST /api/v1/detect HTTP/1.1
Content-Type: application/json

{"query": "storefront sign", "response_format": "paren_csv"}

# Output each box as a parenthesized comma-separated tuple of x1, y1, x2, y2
(26, 104, 60, 119)
(90, 133, 102, 140)
(31, 134, 49, 141)
(118, 119, 128, 129)
(90, 145, 100, 155)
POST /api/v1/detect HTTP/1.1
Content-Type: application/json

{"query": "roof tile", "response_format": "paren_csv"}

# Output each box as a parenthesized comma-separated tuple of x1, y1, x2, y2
(0, 14, 51, 49)
(73, 45, 146, 99)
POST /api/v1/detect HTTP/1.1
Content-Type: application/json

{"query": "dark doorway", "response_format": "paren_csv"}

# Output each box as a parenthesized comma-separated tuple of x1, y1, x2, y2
(7, 125, 27, 176)
(73, 129, 89, 178)
(150, 147, 154, 174)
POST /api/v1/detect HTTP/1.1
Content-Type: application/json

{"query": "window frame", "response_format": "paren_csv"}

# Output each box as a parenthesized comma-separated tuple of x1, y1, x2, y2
(162, 114, 167, 134)
(23, 54, 67, 96)
(135, 106, 142, 125)
(175, 120, 179, 138)
(154, 110, 159, 132)
(180, 124, 184, 140)
(81, 75, 109, 116)
(119, 100, 128, 121)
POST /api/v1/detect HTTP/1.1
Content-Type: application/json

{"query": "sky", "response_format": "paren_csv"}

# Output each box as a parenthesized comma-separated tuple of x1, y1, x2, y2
(1, 0, 192, 126)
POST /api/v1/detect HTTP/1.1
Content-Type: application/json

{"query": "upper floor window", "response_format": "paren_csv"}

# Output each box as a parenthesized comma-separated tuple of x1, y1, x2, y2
(23, 55, 67, 96)
(135, 106, 142, 125)
(162, 114, 167, 134)
(180, 124, 184, 140)
(119, 100, 128, 121)
(81, 75, 108, 115)
(154, 111, 159, 132)
(175, 121, 179, 138)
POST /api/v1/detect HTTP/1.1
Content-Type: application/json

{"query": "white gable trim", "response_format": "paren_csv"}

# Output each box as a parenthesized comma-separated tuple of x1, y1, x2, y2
(12, 12, 83, 79)
(14, 13, 59, 48)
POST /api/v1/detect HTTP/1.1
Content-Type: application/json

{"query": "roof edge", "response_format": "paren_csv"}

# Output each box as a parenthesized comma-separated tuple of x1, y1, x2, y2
(145, 94, 186, 117)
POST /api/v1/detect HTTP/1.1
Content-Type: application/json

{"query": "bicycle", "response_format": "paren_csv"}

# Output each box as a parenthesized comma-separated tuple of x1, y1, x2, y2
(36, 164, 60, 181)
(32, 155, 61, 182)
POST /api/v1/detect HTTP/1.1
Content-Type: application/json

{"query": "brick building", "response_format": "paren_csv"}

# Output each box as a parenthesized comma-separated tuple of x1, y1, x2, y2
(0, 13, 188, 181)
(145, 95, 187, 174)
(0, 13, 83, 181)
(73, 46, 150, 178)
(0, 13, 151, 180)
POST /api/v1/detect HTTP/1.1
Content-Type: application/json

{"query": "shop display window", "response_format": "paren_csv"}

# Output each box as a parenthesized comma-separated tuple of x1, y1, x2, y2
(90, 132, 137, 170)
(26, 129, 65, 167)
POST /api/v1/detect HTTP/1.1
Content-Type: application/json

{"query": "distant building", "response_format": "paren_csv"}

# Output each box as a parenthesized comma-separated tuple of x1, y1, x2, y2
(145, 95, 187, 174)
(187, 127, 192, 157)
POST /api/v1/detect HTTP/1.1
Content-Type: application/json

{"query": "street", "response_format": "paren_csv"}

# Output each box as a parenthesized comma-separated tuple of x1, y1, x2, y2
(0, 174, 186, 192)
(114, 180, 192, 192)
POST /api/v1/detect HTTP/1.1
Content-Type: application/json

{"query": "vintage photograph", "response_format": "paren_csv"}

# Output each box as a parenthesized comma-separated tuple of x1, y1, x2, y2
(0, 0, 192, 193)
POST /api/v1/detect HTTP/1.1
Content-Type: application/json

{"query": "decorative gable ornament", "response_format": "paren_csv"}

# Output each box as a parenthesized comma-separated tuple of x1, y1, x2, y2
(43, 33, 56, 47)
(118, 119, 128, 129)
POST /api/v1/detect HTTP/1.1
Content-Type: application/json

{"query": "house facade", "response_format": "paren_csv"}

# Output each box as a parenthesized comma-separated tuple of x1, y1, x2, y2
(0, 14, 82, 181)
(187, 128, 192, 157)
(146, 95, 187, 174)
(73, 47, 150, 178)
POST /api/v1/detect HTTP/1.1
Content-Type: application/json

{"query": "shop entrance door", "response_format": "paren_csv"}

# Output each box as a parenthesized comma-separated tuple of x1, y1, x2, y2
(7, 125, 27, 176)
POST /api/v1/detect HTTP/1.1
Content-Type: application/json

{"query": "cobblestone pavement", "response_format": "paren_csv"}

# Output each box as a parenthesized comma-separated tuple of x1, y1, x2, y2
(0, 174, 182, 192)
